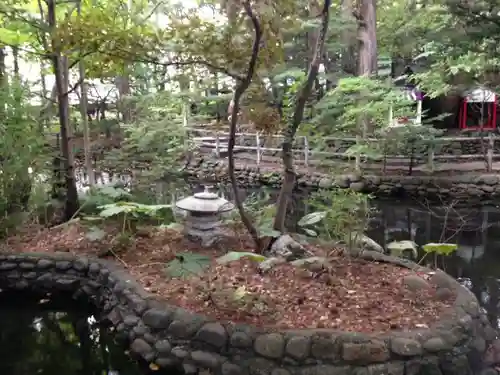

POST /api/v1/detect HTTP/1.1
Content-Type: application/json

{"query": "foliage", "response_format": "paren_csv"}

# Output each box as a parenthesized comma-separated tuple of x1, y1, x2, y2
(0, 82, 47, 234)
(422, 242, 458, 256)
(100, 92, 191, 186)
(79, 183, 132, 215)
(301, 188, 374, 248)
(387, 240, 419, 260)
(164, 252, 211, 279)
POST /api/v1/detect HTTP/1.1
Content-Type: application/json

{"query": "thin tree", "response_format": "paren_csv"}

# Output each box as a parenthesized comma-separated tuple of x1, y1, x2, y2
(273, 0, 331, 231)
(46, 0, 80, 220)
(227, 0, 263, 251)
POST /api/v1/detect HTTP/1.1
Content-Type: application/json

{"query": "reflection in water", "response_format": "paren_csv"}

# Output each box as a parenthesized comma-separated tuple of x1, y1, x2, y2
(0, 290, 165, 375)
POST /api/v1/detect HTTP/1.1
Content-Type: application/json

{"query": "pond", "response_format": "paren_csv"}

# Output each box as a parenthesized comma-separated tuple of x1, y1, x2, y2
(0, 289, 177, 375)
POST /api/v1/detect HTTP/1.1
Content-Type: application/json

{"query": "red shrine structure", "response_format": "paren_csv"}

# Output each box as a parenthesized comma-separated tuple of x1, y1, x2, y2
(459, 87, 497, 130)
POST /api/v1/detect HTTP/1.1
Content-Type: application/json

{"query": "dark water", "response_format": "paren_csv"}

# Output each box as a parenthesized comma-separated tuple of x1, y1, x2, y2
(0, 290, 169, 375)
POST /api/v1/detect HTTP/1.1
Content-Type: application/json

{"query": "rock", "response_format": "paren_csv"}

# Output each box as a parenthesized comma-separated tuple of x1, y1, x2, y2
(481, 175, 498, 185)
(19, 261, 34, 270)
(221, 363, 242, 375)
(342, 340, 390, 363)
(318, 178, 333, 188)
(258, 257, 287, 272)
(0, 263, 16, 270)
(285, 335, 311, 360)
(155, 357, 176, 367)
(268, 234, 306, 261)
(391, 337, 422, 356)
(171, 346, 189, 359)
(55, 261, 71, 270)
(348, 233, 384, 253)
(423, 337, 450, 352)
(272, 369, 291, 375)
(290, 257, 330, 272)
(37, 259, 54, 269)
(479, 370, 498, 375)
(123, 315, 140, 327)
(254, 333, 285, 359)
(403, 274, 431, 292)
(154, 340, 172, 354)
(73, 258, 89, 272)
(182, 363, 198, 374)
(311, 334, 338, 360)
(190, 350, 222, 369)
(142, 308, 173, 330)
(335, 175, 350, 188)
(195, 322, 228, 349)
(130, 338, 154, 358)
(230, 331, 253, 348)
(349, 181, 365, 192)
(429, 270, 456, 290)
(436, 288, 454, 301)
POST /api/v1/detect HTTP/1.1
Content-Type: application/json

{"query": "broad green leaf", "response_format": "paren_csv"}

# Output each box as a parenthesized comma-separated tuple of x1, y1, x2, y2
(302, 228, 318, 237)
(387, 240, 418, 259)
(165, 252, 211, 279)
(422, 243, 458, 256)
(298, 211, 327, 226)
(98, 205, 129, 217)
(216, 251, 266, 265)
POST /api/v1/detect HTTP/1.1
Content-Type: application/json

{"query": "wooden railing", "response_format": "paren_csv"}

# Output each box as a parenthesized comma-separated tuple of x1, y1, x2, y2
(188, 127, 499, 172)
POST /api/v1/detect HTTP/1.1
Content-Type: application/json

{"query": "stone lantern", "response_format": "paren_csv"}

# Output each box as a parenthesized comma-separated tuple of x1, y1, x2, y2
(175, 186, 235, 247)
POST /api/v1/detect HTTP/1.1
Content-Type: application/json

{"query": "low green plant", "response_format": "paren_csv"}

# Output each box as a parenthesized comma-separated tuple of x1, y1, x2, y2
(165, 252, 212, 279)
(84, 201, 174, 242)
(300, 188, 374, 250)
(225, 190, 281, 239)
(387, 240, 458, 269)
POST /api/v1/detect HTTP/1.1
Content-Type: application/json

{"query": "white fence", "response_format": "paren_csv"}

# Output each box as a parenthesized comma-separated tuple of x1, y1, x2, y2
(188, 127, 499, 171)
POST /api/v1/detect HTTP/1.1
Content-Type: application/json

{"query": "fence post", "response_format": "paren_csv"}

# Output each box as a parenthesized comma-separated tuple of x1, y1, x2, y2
(215, 131, 220, 158)
(427, 143, 434, 173)
(304, 136, 309, 167)
(487, 134, 494, 172)
(256, 132, 261, 166)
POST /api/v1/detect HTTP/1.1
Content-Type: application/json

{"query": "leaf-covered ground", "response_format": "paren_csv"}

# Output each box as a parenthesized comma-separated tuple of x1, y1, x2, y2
(2, 223, 455, 332)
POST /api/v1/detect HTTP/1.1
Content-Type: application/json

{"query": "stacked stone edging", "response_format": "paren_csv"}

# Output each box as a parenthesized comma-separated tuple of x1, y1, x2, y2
(185, 159, 500, 201)
(0, 251, 497, 375)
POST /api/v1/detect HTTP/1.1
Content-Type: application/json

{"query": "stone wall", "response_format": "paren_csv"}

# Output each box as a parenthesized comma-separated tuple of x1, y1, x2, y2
(186, 160, 500, 202)
(0, 251, 498, 375)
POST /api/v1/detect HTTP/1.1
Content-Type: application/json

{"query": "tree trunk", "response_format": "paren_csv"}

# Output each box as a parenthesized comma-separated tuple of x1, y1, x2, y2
(116, 74, 131, 123)
(77, 1, 94, 186)
(47, 0, 80, 221)
(0, 48, 6, 119)
(356, 0, 377, 163)
(227, 1, 263, 252)
(341, 0, 357, 75)
(357, 0, 377, 76)
(12, 46, 20, 80)
(273, 0, 331, 232)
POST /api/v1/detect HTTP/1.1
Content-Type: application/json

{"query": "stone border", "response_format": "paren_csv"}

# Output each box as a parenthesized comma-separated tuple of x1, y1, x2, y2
(184, 159, 500, 201)
(0, 251, 497, 375)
